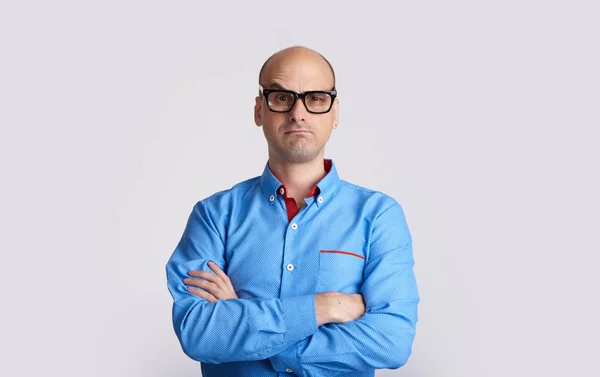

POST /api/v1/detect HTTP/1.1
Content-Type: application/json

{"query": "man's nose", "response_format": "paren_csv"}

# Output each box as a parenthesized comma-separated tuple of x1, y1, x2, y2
(288, 97, 308, 123)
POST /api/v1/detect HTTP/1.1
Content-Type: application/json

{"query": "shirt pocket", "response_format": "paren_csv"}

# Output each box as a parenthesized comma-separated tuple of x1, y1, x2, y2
(316, 250, 365, 294)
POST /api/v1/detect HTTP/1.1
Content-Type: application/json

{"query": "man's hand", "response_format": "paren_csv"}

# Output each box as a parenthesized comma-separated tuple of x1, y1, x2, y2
(183, 261, 239, 302)
(315, 292, 366, 326)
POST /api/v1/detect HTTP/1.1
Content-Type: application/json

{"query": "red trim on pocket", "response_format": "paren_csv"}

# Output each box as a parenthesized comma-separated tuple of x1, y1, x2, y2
(320, 250, 365, 260)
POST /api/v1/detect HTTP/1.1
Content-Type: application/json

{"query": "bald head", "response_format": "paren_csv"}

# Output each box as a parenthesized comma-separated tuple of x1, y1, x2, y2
(259, 46, 336, 89)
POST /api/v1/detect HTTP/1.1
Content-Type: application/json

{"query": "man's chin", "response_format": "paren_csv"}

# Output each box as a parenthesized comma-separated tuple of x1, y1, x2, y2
(281, 150, 322, 164)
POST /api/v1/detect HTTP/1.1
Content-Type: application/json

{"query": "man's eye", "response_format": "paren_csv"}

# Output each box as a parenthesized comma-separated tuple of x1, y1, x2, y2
(310, 96, 322, 102)
(277, 94, 289, 101)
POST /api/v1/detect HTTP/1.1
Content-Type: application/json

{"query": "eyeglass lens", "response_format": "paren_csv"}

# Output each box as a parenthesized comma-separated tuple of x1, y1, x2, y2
(267, 92, 333, 113)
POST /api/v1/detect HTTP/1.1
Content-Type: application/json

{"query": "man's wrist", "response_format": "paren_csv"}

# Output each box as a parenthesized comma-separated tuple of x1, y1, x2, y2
(315, 292, 337, 326)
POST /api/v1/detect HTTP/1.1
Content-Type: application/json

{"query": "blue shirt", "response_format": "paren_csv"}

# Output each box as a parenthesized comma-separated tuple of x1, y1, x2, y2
(165, 158, 420, 377)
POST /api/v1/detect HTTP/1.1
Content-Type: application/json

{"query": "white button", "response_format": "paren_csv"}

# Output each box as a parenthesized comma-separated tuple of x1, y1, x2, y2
(279, 187, 285, 195)
(291, 223, 298, 230)
(286, 264, 294, 271)
(269, 195, 275, 201)
(318, 196, 323, 203)
(285, 368, 293, 373)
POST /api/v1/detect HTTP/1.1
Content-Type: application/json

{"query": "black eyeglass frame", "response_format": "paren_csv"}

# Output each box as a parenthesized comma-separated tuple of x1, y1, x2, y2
(259, 85, 338, 114)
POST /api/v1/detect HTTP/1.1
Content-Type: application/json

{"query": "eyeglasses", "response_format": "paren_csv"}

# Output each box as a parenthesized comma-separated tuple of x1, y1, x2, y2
(259, 85, 337, 114)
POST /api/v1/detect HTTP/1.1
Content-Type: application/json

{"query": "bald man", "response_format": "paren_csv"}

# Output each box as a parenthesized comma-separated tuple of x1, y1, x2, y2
(166, 46, 420, 377)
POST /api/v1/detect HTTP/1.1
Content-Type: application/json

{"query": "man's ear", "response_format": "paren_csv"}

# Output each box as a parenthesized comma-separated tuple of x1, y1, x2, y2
(332, 98, 339, 129)
(254, 96, 263, 127)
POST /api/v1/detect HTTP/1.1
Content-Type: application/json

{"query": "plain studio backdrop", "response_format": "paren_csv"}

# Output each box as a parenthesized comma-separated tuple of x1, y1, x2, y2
(1, 1, 598, 376)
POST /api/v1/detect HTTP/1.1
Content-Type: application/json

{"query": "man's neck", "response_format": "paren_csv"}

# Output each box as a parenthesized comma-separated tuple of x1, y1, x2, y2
(268, 155, 327, 202)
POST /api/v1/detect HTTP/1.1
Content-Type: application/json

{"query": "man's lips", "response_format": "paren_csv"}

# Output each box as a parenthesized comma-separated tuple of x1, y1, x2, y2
(285, 130, 311, 134)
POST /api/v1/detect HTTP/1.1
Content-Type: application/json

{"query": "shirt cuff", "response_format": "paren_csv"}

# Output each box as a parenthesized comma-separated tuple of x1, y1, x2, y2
(281, 294, 318, 344)
(268, 345, 298, 373)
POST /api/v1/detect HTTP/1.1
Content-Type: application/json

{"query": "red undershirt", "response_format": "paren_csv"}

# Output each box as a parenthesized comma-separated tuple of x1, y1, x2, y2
(275, 159, 333, 222)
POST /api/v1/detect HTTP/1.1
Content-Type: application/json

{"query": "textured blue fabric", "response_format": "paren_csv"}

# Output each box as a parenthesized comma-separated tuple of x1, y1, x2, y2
(165, 158, 420, 377)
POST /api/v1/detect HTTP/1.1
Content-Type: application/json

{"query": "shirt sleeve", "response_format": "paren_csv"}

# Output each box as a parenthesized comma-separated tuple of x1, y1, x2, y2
(166, 200, 319, 364)
(268, 202, 420, 376)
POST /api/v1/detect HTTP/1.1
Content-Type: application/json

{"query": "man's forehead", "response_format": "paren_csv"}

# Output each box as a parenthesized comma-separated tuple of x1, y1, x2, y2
(262, 65, 334, 91)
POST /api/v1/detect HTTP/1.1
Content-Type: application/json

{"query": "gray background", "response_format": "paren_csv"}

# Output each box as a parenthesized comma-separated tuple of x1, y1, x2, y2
(1, 1, 598, 376)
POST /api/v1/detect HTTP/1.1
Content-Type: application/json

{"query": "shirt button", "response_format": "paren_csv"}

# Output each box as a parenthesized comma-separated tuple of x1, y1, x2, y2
(285, 368, 293, 373)
(269, 195, 275, 201)
(287, 264, 294, 271)
(318, 196, 323, 203)
(291, 223, 298, 230)
(279, 187, 285, 195)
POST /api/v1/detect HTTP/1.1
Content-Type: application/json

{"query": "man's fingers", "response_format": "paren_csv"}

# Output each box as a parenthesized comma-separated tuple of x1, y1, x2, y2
(184, 278, 219, 293)
(188, 270, 226, 288)
(187, 287, 218, 302)
(188, 270, 218, 282)
(186, 262, 237, 299)
(207, 261, 232, 284)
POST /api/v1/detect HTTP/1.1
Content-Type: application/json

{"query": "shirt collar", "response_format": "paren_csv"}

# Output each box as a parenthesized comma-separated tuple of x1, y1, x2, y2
(260, 158, 340, 207)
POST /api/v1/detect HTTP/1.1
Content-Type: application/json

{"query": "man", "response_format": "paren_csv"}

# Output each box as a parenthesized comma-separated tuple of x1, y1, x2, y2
(165, 46, 419, 377)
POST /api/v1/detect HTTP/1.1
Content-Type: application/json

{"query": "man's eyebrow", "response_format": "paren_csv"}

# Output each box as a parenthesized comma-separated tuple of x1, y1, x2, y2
(264, 82, 287, 90)
(263, 82, 335, 92)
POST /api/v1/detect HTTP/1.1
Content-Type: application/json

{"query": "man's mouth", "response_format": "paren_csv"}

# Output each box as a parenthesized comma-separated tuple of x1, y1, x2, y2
(285, 130, 311, 134)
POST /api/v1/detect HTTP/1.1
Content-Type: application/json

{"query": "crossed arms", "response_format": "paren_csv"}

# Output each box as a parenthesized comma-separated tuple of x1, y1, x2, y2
(165, 200, 419, 376)
(182, 261, 366, 326)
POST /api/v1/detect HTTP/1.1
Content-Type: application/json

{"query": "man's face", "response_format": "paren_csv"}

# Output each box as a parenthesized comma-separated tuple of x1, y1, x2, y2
(254, 55, 339, 164)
